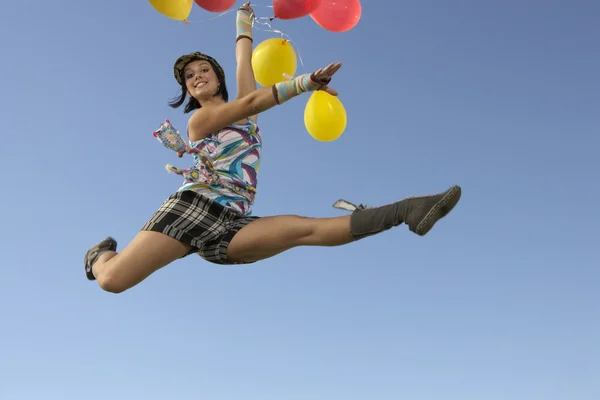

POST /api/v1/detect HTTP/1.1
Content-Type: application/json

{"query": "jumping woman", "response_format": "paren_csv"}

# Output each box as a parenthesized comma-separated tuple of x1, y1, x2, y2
(84, 2, 462, 293)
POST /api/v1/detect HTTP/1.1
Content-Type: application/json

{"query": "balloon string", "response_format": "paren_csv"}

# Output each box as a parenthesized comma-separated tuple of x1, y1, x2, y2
(184, 3, 272, 24)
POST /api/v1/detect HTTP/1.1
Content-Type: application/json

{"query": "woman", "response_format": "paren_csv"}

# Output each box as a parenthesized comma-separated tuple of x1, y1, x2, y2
(84, 3, 462, 294)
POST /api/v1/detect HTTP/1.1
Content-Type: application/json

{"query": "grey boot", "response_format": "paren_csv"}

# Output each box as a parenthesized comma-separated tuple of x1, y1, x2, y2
(346, 185, 462, 240)
(84, 237, 117, 280)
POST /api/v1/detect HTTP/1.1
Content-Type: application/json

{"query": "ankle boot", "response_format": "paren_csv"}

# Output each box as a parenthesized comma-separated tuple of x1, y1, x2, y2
(348, 185, 461, 240)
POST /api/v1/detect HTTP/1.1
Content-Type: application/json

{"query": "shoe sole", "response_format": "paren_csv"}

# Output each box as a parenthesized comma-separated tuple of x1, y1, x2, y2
(414, 185, 462, 236)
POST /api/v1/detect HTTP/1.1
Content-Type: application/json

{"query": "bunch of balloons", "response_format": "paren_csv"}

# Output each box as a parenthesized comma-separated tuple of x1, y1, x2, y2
(148, 0, 361, 32)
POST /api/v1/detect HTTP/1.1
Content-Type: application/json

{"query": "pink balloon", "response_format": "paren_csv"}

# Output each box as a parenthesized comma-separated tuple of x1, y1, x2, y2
(273, 0, 322, 20)
(194, 0, 236, 12)
(310, 0, 361, 32)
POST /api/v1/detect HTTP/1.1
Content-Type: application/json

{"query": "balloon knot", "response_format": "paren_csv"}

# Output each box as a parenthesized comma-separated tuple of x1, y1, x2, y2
(269, 16, 276, 21)
(184, 19, 189, 24)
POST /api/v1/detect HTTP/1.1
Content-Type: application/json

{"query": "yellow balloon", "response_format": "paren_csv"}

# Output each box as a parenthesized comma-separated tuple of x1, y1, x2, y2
(148, 0, 193, 21)
(304, 91, 347, 142)
(252, 38, 297, 86)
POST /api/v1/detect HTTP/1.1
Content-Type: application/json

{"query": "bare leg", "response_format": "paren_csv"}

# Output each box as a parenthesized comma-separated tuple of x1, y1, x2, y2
(91, 231, 191, 293)
(227, 215, 353, 263)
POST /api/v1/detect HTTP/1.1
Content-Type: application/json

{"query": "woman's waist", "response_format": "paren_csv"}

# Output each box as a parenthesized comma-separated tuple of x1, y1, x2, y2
(181, 179, 256, 203)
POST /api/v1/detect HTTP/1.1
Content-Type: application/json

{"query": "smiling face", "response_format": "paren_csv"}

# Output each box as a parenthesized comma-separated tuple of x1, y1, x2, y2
(183, 60, 221, 103)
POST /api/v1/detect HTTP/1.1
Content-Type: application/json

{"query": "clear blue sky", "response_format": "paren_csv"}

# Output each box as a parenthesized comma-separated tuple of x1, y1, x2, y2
(1, 1, 599, 399)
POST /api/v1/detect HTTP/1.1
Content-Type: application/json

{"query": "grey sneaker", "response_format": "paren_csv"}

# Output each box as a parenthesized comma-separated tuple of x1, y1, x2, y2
(405, 185, 462, 235)
(84, 237, 117, 280)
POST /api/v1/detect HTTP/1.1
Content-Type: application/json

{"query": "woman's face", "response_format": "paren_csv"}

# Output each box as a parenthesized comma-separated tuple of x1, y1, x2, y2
(183, 60, 220, 101)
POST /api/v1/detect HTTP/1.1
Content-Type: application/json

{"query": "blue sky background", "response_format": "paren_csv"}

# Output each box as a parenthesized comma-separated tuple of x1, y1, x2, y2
(1, 1, 599, 399)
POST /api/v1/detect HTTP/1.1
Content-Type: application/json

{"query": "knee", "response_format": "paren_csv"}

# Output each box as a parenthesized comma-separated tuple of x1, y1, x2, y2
(96, 273, 128, 294)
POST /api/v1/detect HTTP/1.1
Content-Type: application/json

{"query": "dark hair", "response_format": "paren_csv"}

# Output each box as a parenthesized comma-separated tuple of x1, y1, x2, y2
(168, 60, 229, 114)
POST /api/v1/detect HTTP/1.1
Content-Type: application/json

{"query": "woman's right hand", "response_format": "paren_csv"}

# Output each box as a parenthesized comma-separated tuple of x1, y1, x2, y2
(239, 1, 254, 15)
(309, 62, 342, 96)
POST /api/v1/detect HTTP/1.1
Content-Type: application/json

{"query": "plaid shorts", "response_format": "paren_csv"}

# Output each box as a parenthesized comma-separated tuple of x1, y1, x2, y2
(140, 190, 259, 264)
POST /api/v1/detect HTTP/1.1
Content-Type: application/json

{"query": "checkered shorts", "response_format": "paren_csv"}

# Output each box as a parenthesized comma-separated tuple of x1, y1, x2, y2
(140, 190, 259, 264)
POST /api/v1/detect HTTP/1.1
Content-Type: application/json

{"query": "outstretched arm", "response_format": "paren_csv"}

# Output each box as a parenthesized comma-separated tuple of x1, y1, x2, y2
(235, 2, 258, 123)
(188, 63, 342, 142)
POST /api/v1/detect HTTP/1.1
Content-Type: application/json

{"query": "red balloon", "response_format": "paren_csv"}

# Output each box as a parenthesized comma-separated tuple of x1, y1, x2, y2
(273, 0, 322, 20)
(194, 0, 236, 12)
(310, 0, 361, 32)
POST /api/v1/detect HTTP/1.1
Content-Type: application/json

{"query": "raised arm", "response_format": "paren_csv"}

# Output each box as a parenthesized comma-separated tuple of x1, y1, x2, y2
(188, 63, 342, 142)
(235, 2, 258, 123)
